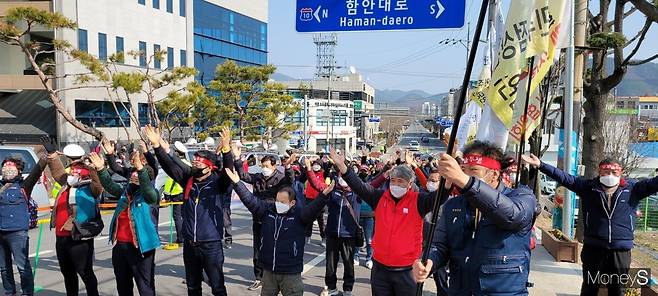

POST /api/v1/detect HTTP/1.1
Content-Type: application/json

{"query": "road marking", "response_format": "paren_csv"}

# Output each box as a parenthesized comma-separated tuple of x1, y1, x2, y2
(29, 250, 53, 257)
(95, 235, 109, 241)
(158, 221, 172, 226)
(301, 252, 326, 275)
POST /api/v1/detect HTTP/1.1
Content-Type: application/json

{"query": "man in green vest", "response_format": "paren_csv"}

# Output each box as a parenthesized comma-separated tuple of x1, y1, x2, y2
(162, 141, 190, 244)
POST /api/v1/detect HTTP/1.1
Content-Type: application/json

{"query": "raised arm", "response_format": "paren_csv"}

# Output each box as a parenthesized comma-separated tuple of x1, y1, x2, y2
(300, 181, 333, 224)
(143, 125, 190, 185)
(96, 168, 125, 198)
(328, 148, 384, 210)
(230, 177, 269, 219)
(22, 157, 47, 197)
(46, 154, 68, 185)
(522, 154, 588, 194)
(630, 176, 658, 202)
(137, 168, 159, 204)
(306, 165, 327, 191)
(233, 159, 254, 184)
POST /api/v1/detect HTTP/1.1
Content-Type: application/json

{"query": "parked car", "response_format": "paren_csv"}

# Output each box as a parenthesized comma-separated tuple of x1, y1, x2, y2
(408, 140, 420, 152)
(0, 146, 51, 208)
(540, 173, 557, 195)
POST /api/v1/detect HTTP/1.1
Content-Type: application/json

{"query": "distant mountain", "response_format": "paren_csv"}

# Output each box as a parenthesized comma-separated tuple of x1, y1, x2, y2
(586, 59, 658, 96)
(375, 89, 449, 110)
(271, 72, 297, 81)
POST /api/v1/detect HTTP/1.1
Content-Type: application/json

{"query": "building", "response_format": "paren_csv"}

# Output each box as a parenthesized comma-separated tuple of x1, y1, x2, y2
(422, 102, 431, 115)
(277, 72, 376, 154)
(0, 0, 267, 146)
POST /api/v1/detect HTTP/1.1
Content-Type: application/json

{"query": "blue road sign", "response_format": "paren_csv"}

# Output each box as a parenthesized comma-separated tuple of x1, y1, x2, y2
(296, 0, 465, 32)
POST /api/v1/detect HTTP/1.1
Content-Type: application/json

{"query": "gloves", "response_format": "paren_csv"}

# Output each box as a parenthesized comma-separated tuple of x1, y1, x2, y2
(40, 136, 58, 154)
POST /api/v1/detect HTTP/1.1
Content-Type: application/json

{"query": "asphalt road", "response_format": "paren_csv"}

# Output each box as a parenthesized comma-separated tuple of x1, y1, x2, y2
(393, 120, 446, 156)
(23, 198, 439, 295)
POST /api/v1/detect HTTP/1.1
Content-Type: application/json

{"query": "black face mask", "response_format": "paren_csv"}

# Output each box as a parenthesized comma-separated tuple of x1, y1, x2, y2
(191, 167, 210, 178)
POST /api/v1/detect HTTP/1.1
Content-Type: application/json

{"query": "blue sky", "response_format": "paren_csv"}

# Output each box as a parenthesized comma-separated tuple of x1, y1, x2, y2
(267, 1, 658, 95)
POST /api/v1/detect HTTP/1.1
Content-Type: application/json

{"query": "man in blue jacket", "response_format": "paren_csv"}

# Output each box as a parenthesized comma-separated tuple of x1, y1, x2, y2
(225, 166, 331, 296)
(522, 154, 658, 296)
(144, 125, 233, 296)
(413, 141, 537, 295)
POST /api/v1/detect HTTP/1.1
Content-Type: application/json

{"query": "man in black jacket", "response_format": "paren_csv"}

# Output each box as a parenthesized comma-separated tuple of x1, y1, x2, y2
(144, 125, 233, 296)
(232, 147, 296, 290)
(523, 154, 658, 296)
(226, 167, 331, 296)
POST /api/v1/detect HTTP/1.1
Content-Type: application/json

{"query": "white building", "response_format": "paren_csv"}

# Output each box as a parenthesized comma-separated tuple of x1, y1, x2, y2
(422, 102, 431, 115)
(277, 72, 376, 154)
(0, 0, 268, 146)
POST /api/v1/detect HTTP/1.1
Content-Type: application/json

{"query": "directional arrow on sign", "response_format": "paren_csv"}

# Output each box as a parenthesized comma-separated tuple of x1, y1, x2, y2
(433, 0, 445, 19)
(314, 5, 322, 23)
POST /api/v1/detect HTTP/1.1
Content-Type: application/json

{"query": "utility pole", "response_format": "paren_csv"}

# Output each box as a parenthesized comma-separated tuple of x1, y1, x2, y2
(325, 67, 332, 151)
(573, 0, 588, 242)
(303, 93, 308, 151)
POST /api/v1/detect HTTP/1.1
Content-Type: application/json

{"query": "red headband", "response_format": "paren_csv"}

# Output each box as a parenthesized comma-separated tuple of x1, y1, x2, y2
(71, 167, 90, 177)
(463, 154, 501, 171)
(599, 163, 622, 171)
(2, 161, 17, 168)
(193, 156, 217, 170)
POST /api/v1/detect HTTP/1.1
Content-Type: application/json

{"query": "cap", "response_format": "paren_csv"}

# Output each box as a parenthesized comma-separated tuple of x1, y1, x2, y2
(174, 141, 188, 154)
(63, 144, 85, 159)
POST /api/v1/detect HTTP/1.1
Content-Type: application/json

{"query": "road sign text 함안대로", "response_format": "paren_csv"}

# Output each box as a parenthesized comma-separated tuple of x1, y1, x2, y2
(296, 0, 465, 32)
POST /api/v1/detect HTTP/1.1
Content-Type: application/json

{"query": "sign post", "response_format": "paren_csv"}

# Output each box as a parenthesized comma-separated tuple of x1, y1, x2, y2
(296, 0, 465, 32)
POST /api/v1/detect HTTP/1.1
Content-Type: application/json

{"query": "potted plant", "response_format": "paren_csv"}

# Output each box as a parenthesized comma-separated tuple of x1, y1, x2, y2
(541, 228, 579, 263)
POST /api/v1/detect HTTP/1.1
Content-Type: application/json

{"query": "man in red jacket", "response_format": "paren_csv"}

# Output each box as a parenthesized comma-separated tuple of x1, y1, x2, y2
(304, 158, 327, 245)
(328, 148, 435, 295)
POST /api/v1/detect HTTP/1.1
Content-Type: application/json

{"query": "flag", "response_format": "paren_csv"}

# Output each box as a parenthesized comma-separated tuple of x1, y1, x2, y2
(508, 0, 571, 144)
(476, 0, 509, 148)
(456, 99, 482, 151)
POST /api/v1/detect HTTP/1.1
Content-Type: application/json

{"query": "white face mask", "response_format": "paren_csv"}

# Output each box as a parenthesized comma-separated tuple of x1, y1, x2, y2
(338, 177, 348, 188)
(600, 174, 620, 187)
(275, 201, 291, 214)
(67, 175, 81, 186)
(1, 166, 18, 181)
(426, 181, 439, 192)
(261, 167, 274, 177)
(390, 185, 408, 198)
(508, 173, 517, 182)
(312, 164, 322, 172)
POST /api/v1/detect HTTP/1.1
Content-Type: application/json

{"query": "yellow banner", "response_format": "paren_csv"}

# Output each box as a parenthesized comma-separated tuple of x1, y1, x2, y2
(489, 0, 567, 128)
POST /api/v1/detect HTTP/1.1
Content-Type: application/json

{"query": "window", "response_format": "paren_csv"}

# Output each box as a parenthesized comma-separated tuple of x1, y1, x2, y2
(138, 103, 157, 126)
(167, 47, 174, 69)
(180, 0, 186, 16)
(166, 0, 173, 13)
(78, 29, 88, 52)
(115, 36, 124, 54)
(138, 0, 145, 5)
(98, 33, 107, 60)
(153, 44, 161, 69)
(616, 101, 624, 109)
(139, 41, 147, 67)
(180, 49, 187, 66)
(153, 0, 160, 9)
(75, 100, 131, 128)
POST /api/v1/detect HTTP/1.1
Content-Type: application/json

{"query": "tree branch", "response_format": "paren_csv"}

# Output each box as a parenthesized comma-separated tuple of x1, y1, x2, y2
(628, 52, 658, 66)
(627, 0, 658, 22)
(622, 17, 652, 65)
(606, 6, 638, 28)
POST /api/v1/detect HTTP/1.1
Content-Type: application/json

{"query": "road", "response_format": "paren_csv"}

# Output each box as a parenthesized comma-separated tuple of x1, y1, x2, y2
(393, 120, 446, 156)
(24, 200, 439, 295)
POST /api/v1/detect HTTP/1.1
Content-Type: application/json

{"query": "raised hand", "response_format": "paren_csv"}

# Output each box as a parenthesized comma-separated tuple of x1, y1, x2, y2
(218, 126, 231, 153)
(436, 153, 470, 188)
(322, 180, 336, 195)
(405, 149, 417, 169)
(88, 152, 105, 171)
(230, 142, 241, 160)
(139, 140, 148, 153)
(303, 157, 312, 169)
(521, 153, 541, 168)
(225, 167, 241, 184)
(40, 136, 58, 154)
(328, 147, 347, 174)
(131, 151, 144, 171)
(143, 125, 161, 148)
(101, 138, 115, 155)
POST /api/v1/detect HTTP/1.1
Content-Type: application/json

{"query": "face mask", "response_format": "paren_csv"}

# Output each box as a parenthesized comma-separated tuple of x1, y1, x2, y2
(1, 166, 18, 181)
(275, 201, 291, 214)
(191, 167, 209, 178)
(508, 173, 517, 182)
(67, 175, 81, 186)
(338, 177, 348, 188)
(262, 167, 274, 177)
(312, 165, 322, 172)
(426, 181, 439, 192)
(390, 185, 408, 198)
(600, 174, 620, 187)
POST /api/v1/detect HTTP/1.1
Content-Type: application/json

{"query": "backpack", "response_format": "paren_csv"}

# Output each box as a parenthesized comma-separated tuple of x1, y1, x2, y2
(21, 188, 38, 229)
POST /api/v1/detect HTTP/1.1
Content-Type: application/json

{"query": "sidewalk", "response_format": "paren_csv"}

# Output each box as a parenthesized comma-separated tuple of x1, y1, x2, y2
(530, 245, 582, 296)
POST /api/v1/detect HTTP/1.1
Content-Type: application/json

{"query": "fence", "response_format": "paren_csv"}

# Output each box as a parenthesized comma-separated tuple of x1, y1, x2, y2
(636, 195, 658, 232)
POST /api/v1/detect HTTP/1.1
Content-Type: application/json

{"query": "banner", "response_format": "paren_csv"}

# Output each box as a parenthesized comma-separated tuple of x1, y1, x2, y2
(456, 100, 482, 151)
(508, 0, 571, 144)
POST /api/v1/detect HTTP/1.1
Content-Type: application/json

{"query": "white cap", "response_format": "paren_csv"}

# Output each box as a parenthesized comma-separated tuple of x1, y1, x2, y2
(203, 137, 215, 146)
(174, 141, 188, 153)
(185, 138, 197, 145)
(63, 144, 85, 159)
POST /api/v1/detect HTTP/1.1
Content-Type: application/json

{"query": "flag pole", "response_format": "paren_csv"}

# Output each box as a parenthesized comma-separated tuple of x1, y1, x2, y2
(415, 0, 489, 294)
(515, 57, 536, 188)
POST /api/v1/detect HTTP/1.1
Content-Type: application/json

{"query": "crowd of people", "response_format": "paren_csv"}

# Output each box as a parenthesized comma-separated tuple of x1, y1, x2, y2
(0, 125, 656, 296)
